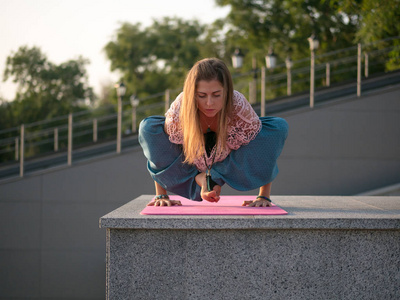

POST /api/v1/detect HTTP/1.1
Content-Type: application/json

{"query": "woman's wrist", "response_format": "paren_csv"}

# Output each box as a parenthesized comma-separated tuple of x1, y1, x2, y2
(256, 195, 271, 202)
(195, 172, 206, 187)
(155, 194, 169, 200)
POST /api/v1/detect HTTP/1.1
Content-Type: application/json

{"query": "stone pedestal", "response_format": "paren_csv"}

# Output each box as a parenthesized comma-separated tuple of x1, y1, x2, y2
(100, 195, 400, 300)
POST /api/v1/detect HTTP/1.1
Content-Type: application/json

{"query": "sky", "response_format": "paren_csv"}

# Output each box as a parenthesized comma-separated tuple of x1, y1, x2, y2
(0, 0, 230, 101)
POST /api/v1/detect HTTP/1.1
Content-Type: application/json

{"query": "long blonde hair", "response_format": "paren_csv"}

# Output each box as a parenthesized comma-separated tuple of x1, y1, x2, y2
(180, 58, 234, 164)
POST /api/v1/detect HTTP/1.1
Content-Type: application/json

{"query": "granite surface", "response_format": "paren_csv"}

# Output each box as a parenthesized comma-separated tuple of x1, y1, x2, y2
(102, 195, 400, 300)
(100, 195, 400, 230)
(106, 228, 400, 300)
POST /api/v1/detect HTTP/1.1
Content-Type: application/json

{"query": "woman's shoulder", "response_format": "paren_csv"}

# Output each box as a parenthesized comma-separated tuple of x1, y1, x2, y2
(231, 90, 252, 113)
(164, 92, 184, 144)
(232, 90, 246, 105)
(227, 90, 261, 149)
(172, 92, 184, 107)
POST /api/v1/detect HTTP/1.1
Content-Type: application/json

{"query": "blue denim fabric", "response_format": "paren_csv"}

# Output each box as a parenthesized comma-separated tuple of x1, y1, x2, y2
(139, 116, 288, 201)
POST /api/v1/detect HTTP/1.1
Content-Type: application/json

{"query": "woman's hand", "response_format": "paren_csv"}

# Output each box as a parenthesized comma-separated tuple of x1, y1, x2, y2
(147, 198, 182, 206)
(242, 198, 272, 207)
(201, 184, 221, 203)
(196, 173, 221, 202)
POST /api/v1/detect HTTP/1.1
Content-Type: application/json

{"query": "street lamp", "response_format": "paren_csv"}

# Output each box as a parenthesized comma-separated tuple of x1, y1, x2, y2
(265, 48, 277, 69)
(116, 82, 126, 99)
(307, 34, 319, 108)
(130, 94, 139, 133)
(249, 56, 258, 104)
(285, 56, 293, 96)
(115, 82, 126, 153)
(260, 47, 277, 117)
(232, 48, 244, 69)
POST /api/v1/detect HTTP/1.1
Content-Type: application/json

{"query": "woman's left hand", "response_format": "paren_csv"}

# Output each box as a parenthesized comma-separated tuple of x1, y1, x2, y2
(242, 199, 272, 207)
(201, 184, 221, 202)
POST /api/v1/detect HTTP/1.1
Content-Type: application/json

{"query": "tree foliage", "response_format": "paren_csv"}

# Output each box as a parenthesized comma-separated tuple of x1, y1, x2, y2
(2, 46, 95, 127)
(331, 0, 400, 70)
(104, 17, 213, 101)
(215, 0, 400, 69)
(215, 0, 358, 64)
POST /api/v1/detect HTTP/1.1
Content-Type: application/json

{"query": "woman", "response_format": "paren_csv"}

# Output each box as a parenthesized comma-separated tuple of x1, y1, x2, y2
(139, 58, 288, 207)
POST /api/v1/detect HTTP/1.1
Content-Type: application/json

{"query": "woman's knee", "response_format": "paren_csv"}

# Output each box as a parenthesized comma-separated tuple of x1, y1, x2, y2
(259, 117, 289, 141)
(274, 117, 289, 139)
(138, 116, 165, 144)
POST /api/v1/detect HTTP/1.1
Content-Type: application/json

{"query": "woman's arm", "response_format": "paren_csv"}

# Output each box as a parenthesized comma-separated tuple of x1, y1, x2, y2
(147, 181, 182, 206)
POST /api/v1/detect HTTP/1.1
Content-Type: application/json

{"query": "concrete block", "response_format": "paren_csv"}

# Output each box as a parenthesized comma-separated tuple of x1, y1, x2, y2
(101, 196, 400, 299)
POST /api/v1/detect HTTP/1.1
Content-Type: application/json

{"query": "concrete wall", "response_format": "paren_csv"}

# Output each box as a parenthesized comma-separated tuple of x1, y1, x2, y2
(0, 85, 399, 299)
(275, 85, 400, 195)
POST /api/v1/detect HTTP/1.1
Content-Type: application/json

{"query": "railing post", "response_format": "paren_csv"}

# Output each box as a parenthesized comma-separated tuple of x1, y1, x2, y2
(15, 137, 19, 161)
(364, 52, 369, 78)
(250, 57, 257, 104)
(68, 113, 72, 165)
(132, 106, 137, 133)
(249, 78, 257, 104)
(54, 128, 58, 152)
(93, 119, 98, 142)
(326, 63, 330, 87)
(357, 43, 362, 97)
(260, 66, 266, 117)
(165, 89, 170, 113)
(117, 97, 122, 154)
(20, 124, 24, 177)
(310, 49, 315, 108)
(287, 65, 292, 96)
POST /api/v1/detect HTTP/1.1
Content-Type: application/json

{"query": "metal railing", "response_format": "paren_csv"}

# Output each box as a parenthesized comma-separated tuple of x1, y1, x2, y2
(1, 36, 399, 177)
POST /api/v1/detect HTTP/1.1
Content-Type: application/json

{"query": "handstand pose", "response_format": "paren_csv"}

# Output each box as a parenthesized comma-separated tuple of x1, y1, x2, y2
(139, 58, 288, 207)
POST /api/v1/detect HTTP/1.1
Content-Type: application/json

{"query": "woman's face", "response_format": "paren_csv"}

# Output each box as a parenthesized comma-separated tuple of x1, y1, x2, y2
(196, 79, 225, 118)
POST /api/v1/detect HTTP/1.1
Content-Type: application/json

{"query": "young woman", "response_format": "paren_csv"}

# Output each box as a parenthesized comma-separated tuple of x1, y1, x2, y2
(139, 58, 288, 207)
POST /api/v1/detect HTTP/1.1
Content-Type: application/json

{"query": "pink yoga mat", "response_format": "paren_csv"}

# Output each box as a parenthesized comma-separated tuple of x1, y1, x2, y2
(140, 195, 288, 215)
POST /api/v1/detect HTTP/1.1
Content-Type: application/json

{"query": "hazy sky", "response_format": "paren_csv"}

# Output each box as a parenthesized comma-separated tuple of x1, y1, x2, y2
(0, 0, 230, 101)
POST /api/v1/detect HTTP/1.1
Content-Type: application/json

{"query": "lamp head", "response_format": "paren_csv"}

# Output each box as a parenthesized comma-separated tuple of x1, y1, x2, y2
(115, 82, 126, 97)
(231, 48, 244, 69)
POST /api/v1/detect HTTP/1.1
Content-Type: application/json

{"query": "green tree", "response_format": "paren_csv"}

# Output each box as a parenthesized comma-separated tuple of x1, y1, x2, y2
(216, 0, 400, 69)
(1, 46, 95, 162)
(215, 0, 358, 64)
(3, 45, 95, 126)
(333, 0, 400, 70)
(104, 17, 215, 101)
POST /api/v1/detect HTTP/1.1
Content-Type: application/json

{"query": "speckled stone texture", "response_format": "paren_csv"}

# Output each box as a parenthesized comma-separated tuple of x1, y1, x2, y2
(101, 196, 400, 300)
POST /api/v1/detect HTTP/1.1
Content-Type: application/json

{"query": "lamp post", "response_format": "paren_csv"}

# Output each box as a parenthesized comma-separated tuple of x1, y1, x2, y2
(285, 56, 293, 96)
(357, 43, 362, 97)
(130, 94, 139, 133)
(308, 34, 319, 108)
(249, 56, 258, 104)
(231, 48, 244, 69)
(260, 48, 277, 116)
(115, 82, 126, 153)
